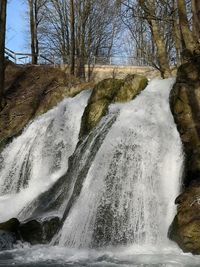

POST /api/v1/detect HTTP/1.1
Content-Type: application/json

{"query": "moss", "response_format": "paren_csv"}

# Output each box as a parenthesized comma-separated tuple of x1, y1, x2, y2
(114, 74, 148, 103)
(80, 78, 124, 137)
(80, 75, 148, 137)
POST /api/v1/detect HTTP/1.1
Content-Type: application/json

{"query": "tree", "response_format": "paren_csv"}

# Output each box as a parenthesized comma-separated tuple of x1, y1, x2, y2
(138, 0, 171, 78)
(70, 0, 75, 75)
(0, 0, 7, 109)
(39, 0, 121, 79)
(28, 0, 47, 64)
(177, 0, 196, 54)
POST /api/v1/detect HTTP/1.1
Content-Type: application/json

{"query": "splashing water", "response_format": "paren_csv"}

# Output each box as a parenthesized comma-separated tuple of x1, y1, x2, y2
(0, 90, 91, 221)
(56, 78, 183, 249)
(0, 78, 187, 266)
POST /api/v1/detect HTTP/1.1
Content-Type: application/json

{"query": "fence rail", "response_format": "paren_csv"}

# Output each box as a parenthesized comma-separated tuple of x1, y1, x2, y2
(5, 48, 150, 67)
(5, 48, 56, 66)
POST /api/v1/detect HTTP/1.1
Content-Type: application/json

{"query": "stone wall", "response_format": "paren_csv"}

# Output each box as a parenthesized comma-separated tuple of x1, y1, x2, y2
(60, 65, 160, 81)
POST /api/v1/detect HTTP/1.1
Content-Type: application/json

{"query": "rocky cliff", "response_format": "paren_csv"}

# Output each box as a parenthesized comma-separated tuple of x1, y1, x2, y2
(169, 58, 200, 253)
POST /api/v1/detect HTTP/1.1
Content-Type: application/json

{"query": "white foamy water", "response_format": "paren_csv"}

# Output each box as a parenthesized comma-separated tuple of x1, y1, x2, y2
(1, 244, 200, 266)
(0, 90, 91, 221)
(57, 78, 183, 248)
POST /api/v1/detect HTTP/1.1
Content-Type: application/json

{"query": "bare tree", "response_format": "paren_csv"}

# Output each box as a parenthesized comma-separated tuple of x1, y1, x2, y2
(70, 0, 75, 75)
(0, 0, 7, 109)
(39, 0, 121, 79)
(28, 0, 47, 64)
(177, 0, 196, 53)
(138, 0, 171, 78)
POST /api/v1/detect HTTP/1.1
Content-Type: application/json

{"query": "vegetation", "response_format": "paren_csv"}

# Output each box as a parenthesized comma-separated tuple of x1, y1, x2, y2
(120, 0, 200, 77)
(1, 0, 200, 107)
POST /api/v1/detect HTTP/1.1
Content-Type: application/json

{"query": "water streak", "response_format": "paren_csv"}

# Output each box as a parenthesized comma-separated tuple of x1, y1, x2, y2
(0, 90, 91, 221)
(57, 78, 183, 248)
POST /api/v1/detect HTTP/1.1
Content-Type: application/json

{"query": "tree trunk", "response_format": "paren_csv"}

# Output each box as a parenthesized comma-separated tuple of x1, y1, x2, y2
(29, 0, 37, 64)
(0, 0, 7, 109)
(70, 0, 75, 75)
(192, 0, 200, 42)
(172, 0, 182, 66)
(177, 0, 196, 53)
(150, 20, 171, 78)
(139, 0, 171, 78)
(76, 43, 85, 79)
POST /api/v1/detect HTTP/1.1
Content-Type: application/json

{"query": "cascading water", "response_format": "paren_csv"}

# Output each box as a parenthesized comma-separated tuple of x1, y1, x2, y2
(55, 78, 183, 249)
(0, 78, 189, 266)
(0, 90, 91, 221)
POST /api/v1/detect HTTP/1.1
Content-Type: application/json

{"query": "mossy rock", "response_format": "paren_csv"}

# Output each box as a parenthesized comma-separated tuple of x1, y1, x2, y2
(80, 75, 148, 137)
(114, 74, 148, 102)
(80, 78, 124, 137)
(169, 181, 200, 254)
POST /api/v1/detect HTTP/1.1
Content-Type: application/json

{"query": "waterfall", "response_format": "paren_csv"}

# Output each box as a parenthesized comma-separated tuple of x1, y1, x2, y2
(0, 90, 91, 221)
(0, 78, 183, 251)
(55, 78, 183, 248)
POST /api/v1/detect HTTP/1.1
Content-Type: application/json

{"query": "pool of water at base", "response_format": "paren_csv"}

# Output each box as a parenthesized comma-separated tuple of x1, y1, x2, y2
(0, 244, 200, 267)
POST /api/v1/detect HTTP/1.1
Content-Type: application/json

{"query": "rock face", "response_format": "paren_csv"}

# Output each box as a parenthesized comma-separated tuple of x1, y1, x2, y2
(80, 74, 148, 137)
(170, 60, 200, 186)
(0, 63, 92, 152)
(0, 217, 61, 249)
(169, 181, 200, 254)
(170, 59, 200, 253)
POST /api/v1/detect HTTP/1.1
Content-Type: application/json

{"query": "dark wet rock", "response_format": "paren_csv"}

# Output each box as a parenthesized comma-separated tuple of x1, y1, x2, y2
(0, 218, 20, 250)
(19, 217, 61, 245)
(0, 218, 20, 233)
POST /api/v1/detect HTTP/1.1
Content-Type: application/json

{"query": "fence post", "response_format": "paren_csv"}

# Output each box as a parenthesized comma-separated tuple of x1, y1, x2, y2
(109, 57, 112, 65)
(53, 55, 55, 68)
(38, 53, 40, 65)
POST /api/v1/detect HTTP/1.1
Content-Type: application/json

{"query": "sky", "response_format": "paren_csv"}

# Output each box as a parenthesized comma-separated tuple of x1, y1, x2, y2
(6, 0, 28, 52)
(5, 1, 129, 57)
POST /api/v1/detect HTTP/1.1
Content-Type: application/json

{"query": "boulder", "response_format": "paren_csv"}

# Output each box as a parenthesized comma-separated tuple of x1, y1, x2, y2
(114, 74, 148, 102)
(79, 78, 124, 137)
(19, 216, 60, 245)
(80, 74, 148, 137)
(0, 218, 20, 250)
(169, 181, 200, 254)
(0, 218, 20, 233)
